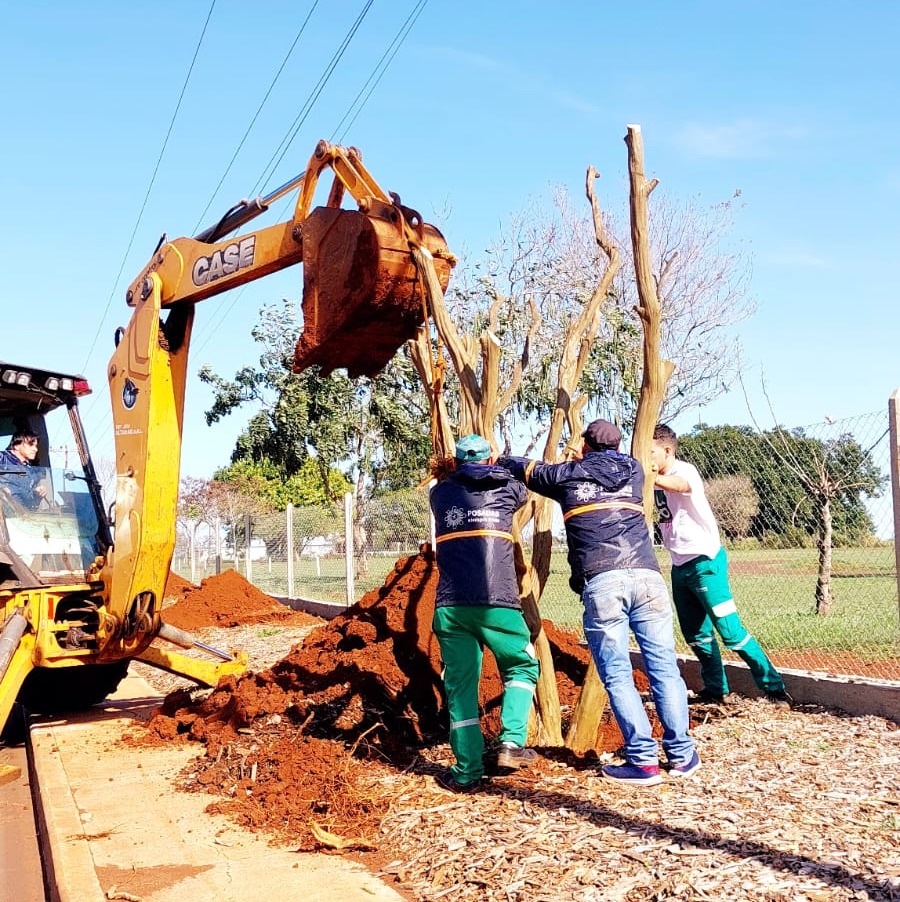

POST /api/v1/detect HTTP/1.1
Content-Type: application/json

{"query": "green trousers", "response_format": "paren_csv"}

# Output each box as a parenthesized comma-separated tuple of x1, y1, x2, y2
(432, 605, 539, 784)
(670, 547, 785, 696)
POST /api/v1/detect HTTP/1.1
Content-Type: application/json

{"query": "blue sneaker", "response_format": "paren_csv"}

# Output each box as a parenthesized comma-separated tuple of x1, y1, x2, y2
(601, 762, 662, 786)
(668, 750, 702, 779)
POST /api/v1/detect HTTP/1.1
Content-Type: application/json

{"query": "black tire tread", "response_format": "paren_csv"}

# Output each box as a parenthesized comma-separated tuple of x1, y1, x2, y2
(17, 660, 131, 715)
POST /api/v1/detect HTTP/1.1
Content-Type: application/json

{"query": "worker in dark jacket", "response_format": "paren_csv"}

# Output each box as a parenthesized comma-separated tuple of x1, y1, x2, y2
(499, 419, 698, 787)
(0, 431, 48, 510)
(430, 434, 540, 792)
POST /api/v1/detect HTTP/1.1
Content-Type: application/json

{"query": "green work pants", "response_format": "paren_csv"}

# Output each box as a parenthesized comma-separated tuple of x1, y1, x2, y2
(432, 605, 539, 784)
(670, 547, 785, 696)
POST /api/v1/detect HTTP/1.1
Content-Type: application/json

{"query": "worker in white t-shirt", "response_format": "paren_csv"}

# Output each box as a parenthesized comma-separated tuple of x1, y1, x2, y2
(651, 424, 791, 708)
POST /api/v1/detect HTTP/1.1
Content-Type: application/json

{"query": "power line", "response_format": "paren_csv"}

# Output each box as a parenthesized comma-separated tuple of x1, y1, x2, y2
(79, 0, 218, 379)
(252, 0, 375, 198)
(191, 0, 322, 235)
(332, 0, 429, 144)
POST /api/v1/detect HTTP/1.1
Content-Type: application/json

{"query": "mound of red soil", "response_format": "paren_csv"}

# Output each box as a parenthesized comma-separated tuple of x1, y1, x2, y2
(163, 571, 196, 603)
(150, 551, 639, 756)
(144, 550, 661, 850)
(161, 568, 320, 630)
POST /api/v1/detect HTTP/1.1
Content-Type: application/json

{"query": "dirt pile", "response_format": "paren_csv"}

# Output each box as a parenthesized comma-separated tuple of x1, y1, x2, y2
(144, 550, 647, 850)
(150, 551, 614, 752)
(161, 568, 320, 630)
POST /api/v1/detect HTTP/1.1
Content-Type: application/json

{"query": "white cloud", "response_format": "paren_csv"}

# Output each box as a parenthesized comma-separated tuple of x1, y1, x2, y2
(675, 118, 808, 159)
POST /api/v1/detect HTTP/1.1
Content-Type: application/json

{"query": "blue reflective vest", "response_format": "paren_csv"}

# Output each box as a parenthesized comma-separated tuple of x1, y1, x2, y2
(430, 462, 526, 609)
(499, 451, 659, 593)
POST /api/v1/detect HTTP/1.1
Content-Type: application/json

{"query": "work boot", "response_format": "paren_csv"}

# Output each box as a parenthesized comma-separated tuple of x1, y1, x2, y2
(435, 770, 486, 794)
(497, 742, 538, 769)
(765, 689, 793, 709)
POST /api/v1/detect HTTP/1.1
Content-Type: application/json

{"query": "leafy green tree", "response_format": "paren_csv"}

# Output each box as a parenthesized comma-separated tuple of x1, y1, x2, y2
(678, 424, 883, 548)
(213, 457, 349, 510)
(199, 299, 434, 575)
(199, 299, 433, 499)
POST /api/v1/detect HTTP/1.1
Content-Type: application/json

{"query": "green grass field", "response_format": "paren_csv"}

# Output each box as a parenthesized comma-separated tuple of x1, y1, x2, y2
(178, 545, 900, 670)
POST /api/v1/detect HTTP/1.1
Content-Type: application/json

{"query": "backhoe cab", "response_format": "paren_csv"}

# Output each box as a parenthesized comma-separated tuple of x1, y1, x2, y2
(0, 141, 454, 736)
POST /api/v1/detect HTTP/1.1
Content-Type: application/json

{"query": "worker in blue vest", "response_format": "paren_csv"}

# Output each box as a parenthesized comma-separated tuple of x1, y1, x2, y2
(500, 419, 699, 786)
(430, 434, 540, 792)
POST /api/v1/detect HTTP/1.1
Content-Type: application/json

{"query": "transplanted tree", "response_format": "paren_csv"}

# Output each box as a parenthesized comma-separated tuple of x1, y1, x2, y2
(409, 126, 682, 752)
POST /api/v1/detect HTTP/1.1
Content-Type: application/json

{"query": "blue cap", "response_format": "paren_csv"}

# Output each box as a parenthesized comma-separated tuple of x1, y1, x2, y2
(455, 434, 491, 461)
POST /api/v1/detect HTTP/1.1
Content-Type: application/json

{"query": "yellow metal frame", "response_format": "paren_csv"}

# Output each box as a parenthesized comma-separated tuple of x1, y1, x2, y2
(0, 139, 452, 728)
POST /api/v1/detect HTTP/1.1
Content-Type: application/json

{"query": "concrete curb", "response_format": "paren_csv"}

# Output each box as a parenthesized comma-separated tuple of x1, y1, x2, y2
(30, 721, 110, 902)
(275, 593, 899, 724)
(654, 653, 899, 724)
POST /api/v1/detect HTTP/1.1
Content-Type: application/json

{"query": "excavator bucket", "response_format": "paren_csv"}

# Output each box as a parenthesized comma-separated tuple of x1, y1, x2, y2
(293, 201, 453, 378)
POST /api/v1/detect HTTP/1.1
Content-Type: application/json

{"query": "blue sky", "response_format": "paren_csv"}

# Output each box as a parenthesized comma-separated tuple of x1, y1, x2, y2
(3, 1, 898, 480)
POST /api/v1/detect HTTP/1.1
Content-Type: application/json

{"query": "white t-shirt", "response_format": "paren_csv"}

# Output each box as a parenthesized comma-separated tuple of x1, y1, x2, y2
(656, 459, 722, 566)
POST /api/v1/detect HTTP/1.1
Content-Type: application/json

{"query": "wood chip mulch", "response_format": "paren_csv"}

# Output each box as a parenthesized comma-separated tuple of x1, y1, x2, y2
(374, 699, 899, 901)
(135, 622, 900, 902)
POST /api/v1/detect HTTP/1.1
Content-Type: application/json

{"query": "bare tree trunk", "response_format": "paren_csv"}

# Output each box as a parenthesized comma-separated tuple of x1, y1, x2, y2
(540, 169, 619, 750)
(410, 165, 626, 753)
(815, 496, 834, 616)
(565, 661, 608, 753)
(408, 328, 455, 457)
(625, 124, 676, 513)
(566, 131, 680, 751)
(514, 499, 564, 746)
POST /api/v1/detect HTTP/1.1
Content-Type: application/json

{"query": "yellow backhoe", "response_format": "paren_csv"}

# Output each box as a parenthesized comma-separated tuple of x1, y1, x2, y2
(0, 140, 453, 736)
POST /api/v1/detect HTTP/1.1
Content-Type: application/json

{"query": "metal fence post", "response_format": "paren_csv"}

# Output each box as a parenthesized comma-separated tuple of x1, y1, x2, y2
(189, 526, 196, 585)
(889, 390, 900, 624)
(344, 492, 354, 608)
(286, 503, 295, 600)
(214, 515, 222, 575)
(244, 512, 252, 583)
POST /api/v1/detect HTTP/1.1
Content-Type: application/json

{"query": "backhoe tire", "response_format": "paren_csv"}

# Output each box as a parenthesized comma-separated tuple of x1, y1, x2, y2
(17, 660, 131, 716)
(0, 702, 28, 747)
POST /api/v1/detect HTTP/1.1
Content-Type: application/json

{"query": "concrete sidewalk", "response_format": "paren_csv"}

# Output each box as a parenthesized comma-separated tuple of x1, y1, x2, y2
(30, 674, 406, 902)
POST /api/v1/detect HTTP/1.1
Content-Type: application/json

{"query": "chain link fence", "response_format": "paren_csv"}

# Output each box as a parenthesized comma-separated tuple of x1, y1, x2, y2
(174, 408, 899, 684)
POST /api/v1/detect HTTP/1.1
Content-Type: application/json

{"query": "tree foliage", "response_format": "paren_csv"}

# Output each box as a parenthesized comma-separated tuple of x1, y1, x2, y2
(705, 474, 758, 540)
(199, 300, 433, 505)
(445, 186, 752, 439)
(213, 457, 350, 510)
(677, 424, 883, 546)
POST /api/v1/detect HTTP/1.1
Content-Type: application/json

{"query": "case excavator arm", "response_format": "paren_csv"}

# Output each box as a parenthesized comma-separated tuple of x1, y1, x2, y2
(102, 140, 453, 678)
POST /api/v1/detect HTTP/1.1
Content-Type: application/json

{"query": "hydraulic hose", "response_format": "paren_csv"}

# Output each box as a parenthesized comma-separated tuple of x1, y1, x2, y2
(0, 609, 28, 683)
(156, 621, 234, 662)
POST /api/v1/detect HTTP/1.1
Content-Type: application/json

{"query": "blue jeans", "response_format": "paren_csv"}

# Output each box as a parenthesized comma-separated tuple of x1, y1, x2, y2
(582, 569, 694, 767)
